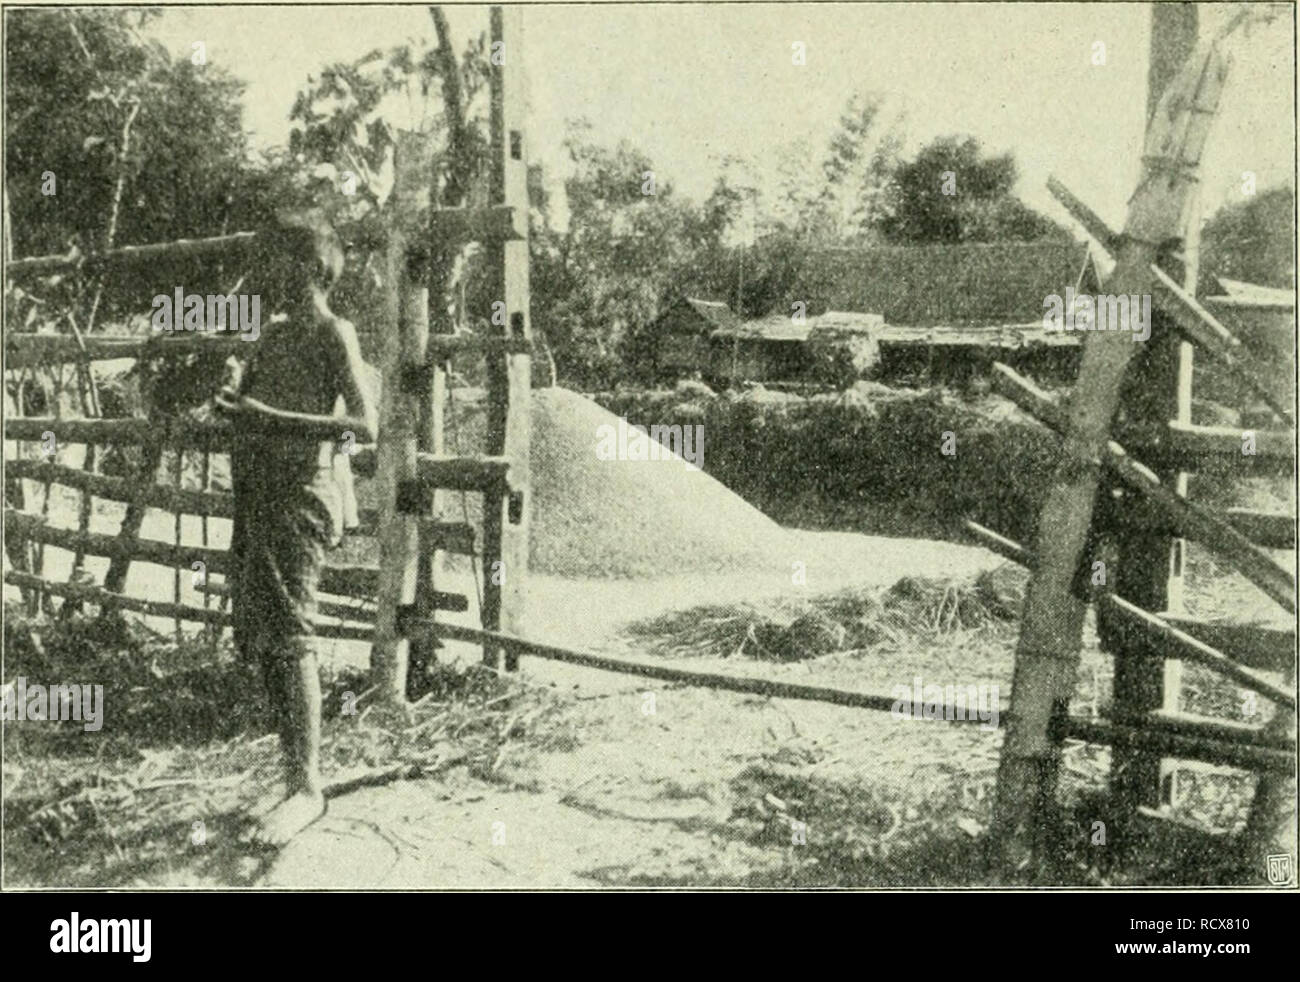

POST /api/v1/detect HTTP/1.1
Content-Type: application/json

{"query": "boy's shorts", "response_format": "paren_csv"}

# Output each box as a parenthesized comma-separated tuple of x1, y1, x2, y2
(230, 474, 342, 663)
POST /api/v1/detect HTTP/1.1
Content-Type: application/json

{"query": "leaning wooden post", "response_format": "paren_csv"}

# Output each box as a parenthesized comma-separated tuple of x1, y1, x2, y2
(1104, 1, 1199, 825)
(990, 38, 1230, 875)
(480, 5, 533, 670)
(370, 135, 431, 703)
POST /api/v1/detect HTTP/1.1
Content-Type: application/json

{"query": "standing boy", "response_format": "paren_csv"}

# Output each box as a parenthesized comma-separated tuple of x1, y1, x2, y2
(217, 209, 377, 846)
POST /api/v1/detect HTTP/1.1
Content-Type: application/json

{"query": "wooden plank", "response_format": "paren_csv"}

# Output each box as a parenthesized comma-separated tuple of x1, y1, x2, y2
(5, 231, 257, 280)
(414, 452, 512, 493)
(424, 205, 524, 245)
(1097, 594, 1295, 710)
(6, 458, 234, 517)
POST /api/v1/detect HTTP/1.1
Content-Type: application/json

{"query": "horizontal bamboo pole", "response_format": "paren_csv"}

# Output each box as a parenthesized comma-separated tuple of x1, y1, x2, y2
(6, 416, 232, 452)
(301, 450, 504, 491)
(964, 520, 1033, 567)
(5, 416, 394, 463)
(414, 452, 513, 493)
(990, 362, 1295, 613)
(1144, 708, 1296, 753)
(1062, 715, 1293, 776)
(1222, 508, 1296, 550)
(5, 332, 244, 370)
(965, 519, 1295, 675)
(5, 231, 258, 280)
(403, 615, 1000, 720)
(3, 570, 374, 641)
(5, 510, 230, 573)
(1096, 594, 1294, 709)
(1115, 420, 1295, 476)
(7, 458, 233, 518)
(403, 615, 1293, 774)
(5, 569, 226, 624)
(1159, 613, 1294, 674)
(196, 572, 467, 612)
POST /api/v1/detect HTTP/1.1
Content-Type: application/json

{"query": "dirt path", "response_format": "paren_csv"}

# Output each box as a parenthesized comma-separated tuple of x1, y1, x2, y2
(259, 536, 1011, 889)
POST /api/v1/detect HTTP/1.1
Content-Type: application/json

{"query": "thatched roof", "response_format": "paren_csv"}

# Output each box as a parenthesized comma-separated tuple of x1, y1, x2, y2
(782, 240, 1095, 327)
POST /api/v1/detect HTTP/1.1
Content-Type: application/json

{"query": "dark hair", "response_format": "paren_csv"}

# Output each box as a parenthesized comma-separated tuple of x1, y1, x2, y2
(263, 208, 345, 290)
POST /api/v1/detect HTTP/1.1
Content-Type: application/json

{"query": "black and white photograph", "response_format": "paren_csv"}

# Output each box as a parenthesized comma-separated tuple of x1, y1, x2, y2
(1, 0, 1295, 907)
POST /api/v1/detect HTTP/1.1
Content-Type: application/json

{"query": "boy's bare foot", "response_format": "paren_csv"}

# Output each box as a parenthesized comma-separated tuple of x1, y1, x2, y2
(241, 790, 326, 848)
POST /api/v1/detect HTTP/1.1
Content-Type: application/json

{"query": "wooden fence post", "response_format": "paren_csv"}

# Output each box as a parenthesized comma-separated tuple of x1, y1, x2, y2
(370, 134, 431, 703)
(481, 5, 532, 670)
(991, 34, 1229, 875)
(1105, 0, 1199, 833)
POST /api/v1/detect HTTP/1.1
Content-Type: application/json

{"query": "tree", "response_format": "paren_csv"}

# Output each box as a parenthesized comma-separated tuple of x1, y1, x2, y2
(530, 121, 717, 388)
(879, 135, 1069, 244)
(5, 8, 254, 319)
(1199, 184, 1296, 290)
(817, 93, 904, 242)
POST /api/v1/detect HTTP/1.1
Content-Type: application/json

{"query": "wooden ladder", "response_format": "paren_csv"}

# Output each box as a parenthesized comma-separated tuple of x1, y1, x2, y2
(370, 5, 532, 700)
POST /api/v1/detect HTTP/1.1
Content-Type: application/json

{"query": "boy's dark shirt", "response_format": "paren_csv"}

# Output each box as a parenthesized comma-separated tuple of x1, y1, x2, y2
(229, 317, 346, 649)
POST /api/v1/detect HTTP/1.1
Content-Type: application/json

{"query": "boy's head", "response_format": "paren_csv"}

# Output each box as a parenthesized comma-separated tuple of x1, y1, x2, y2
(257, 208, 345, 299)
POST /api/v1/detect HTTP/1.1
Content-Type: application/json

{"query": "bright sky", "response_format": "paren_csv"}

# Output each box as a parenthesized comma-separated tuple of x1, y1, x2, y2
(150, 2, 1295, 235)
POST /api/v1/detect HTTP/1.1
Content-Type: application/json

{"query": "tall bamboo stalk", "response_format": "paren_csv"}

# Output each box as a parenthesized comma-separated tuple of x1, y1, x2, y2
(990, 36, 1231, 876)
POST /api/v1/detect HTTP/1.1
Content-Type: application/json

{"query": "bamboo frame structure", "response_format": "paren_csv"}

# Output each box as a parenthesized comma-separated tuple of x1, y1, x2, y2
(989, 32, 1245, 870)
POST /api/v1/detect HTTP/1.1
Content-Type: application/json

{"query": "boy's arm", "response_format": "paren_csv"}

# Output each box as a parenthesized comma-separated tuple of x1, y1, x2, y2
(215, 320, 377, 444)
(329, 317, 379, 444)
